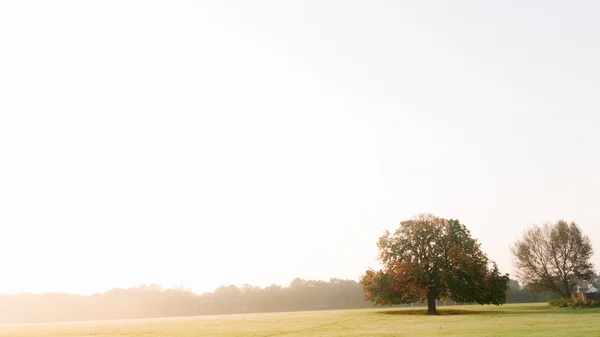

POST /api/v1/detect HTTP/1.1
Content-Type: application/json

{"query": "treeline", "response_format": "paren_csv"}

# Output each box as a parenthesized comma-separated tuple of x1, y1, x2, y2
(0, 277, 551, 324)
(0, 278, 370, 324)
(506, 279, 559, 303)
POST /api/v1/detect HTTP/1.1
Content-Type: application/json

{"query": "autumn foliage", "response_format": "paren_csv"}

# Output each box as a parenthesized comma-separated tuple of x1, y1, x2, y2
(361, 214, 509, 314)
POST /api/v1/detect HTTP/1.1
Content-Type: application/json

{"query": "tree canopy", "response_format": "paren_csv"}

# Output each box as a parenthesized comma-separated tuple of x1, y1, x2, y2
(361, 213, 509, 314)
(511, 220, 595, 298)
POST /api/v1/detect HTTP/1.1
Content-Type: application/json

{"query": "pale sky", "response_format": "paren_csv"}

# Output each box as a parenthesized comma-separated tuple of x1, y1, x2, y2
(1, 1, 599, 295)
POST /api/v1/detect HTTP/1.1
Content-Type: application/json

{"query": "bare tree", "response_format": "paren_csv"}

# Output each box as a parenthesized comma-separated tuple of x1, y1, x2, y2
(511, 220, 595, 298)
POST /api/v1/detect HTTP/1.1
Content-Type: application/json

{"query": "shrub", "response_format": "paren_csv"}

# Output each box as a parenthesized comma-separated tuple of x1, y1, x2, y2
(570, 298, 585, 308)
(549, 298, 571, 308)
(550, 298, 600, 309)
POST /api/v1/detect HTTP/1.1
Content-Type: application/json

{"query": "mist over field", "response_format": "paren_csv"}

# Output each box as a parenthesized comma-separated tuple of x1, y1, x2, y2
(1, 1, 599, 333)
(0, 278, 552, 324)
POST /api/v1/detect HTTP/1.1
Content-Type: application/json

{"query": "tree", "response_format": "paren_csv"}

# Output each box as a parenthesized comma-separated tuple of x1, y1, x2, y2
(360, 213, 509, 315)
(511, 220, 595, 298)
(592, 275, 600, 290)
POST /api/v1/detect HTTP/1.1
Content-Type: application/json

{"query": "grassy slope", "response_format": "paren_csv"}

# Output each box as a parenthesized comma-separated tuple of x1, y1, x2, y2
(1, 303, 599, 337)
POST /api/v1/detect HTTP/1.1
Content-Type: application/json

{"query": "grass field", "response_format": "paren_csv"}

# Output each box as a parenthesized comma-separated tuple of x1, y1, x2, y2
(2, 303, 600, 337)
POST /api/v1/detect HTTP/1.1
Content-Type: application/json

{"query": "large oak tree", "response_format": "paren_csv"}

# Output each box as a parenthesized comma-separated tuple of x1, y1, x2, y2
(361, 214, 509, 315)
(511, 220, 595, 298)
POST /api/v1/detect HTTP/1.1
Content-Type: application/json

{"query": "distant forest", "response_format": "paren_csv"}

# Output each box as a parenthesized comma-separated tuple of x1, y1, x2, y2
(0, 278, 555, 324)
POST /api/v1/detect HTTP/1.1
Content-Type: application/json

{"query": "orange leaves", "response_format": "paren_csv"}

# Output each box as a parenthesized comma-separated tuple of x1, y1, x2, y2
(362, 213, 510, 308)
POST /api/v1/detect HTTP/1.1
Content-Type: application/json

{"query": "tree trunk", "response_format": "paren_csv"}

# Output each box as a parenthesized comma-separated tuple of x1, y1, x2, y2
(427, 292, 439, 315)
(563, 280, 572, 299)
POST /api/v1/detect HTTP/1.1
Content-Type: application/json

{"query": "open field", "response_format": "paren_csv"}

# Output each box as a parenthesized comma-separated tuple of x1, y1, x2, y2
(1, 303, 600, 337)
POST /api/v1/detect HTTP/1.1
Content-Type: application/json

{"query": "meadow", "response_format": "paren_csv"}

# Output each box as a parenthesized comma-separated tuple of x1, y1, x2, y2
(1, 303, 599, 337)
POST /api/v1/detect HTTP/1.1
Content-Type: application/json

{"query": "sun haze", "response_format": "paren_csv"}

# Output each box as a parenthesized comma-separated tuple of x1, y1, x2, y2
(1, 1, 599, 296)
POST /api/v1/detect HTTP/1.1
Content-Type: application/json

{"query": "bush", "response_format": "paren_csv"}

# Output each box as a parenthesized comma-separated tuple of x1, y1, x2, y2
(550, 298, 600, 309)
(549, 298, 571, 308)
(570, 298, 585, 308)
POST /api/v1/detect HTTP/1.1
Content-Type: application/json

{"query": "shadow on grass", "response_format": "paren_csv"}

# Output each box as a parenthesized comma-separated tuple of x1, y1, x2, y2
(377, 305, 600, 316)
(379, 309, 488, 316)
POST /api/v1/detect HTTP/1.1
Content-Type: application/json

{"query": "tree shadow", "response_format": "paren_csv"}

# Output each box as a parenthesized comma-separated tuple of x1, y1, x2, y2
(377, 305, 591, 316)
(379, 309, 488, 316)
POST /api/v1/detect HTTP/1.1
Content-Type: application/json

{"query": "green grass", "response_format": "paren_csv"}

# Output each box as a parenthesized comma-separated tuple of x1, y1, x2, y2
(2, 303, 600, 336)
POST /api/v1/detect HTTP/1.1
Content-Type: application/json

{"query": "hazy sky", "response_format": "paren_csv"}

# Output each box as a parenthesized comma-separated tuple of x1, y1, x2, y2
(1, 1, 599, 295)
